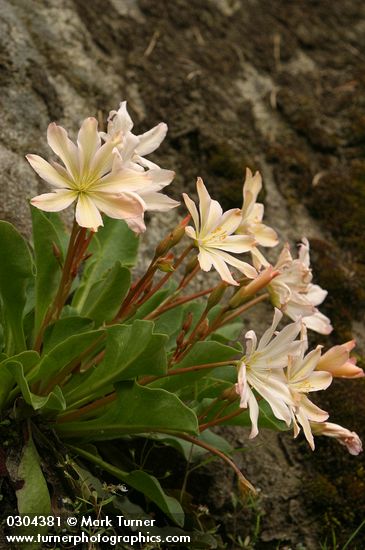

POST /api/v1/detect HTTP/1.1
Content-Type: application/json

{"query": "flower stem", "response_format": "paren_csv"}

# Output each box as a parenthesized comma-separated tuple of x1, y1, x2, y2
(139, 360, 236, 385)
(199, 407, 244, 431)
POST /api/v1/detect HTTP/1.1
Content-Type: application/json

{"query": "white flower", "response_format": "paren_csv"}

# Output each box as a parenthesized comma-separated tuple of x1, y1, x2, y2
(28, 118, 149, 232)
(100, 101, 168, 171)
(236, 168, 278, 269)
(286, 337, 332, 450)
(100, 101, 179, 229)
(183, 178, 257, 285)
(235, 309, 303, 438)
(268, 239, 333, 334)
(310, 422, 363, 455)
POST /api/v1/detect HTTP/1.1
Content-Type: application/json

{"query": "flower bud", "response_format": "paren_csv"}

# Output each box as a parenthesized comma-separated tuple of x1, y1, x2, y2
(182, 311, 193, 332)
(229, 266, 279, 309)
(155, 215, 191, 256)
(156, 254, 175, 273)
(206, 282, 228, 310)
(221, 386, 239, 403)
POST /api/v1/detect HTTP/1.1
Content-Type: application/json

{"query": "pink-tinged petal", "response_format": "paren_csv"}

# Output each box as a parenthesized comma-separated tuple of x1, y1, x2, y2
(146, 168, 175, 189)
(247, 388, 260, 439)
(140, 191, 179, 211)
(77, 117, 101, 173)
(253, 223, 279, 247)
(134, 155, 160, 170)
(306, 284, 328, 306)
(197, 248, 213, 271)
(95, 168, 150, 193)
(26, 154, 71, 189)
(296, 406, 315, 450)
(185, 226, 197, 240)
(289, 346, 322, 381)
(207, 234, 254, 254)
(311, 422, 362, 455)
(245, 330, 258, 357)
(47, 123, 79, 179)
(214, 250, 257, 279)
(183, 193, 200, 232)
(31, 190, 77, 212)
(90, 191, 145, 221)
(261, 320, 302, 362)
(298, 395, 329, 423)
(75, 194, 103, 231)
(251, 247, 270, 270)
(219, 208, 243, 234)
(196, 177, 223, 236)
(243, 168, 262, 207)
(251, 372, 293, 424)
(119, 133, 140, 163)
(136, 122, 168, 156)
(302, 311, 333, 334)
(257, 308, 283, 349)
(125, 216, 146, 234)
(89, 140, 118, 178)
(107, 101, 134, 134)
(206, 252, 238, 285)
(305, 371, 333, 392)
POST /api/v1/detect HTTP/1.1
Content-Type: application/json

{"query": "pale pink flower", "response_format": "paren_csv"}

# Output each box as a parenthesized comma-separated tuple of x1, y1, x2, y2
(100, 101, 179, 230)
(310, 422, 362, 455)
(183, 178, 257, 285)
(28, 118, 150, 232)
(286, 338, 332, 450)
(268, 239, 333, 334)
(235, 309, 303, 438)
(236, 168, 278, 269)
(316, 340, 364, 379)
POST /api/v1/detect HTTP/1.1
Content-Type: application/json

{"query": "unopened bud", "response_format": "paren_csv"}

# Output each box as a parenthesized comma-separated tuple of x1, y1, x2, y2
(229, 266, 279, 309)
(176, 330, 186, 348)
(196, 318, 209, 339)
(221, 385, 239, 403)
(155, 215, 191, 256)
(184, 256, 199, 276)
(207, 282, 228, 310)
(182, 311, 193, 332)
(156, 254, 175, 273)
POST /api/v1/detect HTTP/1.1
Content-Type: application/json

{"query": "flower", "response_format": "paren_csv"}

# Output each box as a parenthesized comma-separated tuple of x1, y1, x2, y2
(268, 239, 333, 334)
(235, 309, 303, 438)
(28, 118, 149, 232)
(316, 340, 364, 379)
(183, 178, 257, 286)
(286, 337, 332, 450)
(236, 168, 278, 268)
(100, 101, 179, 229)
(310, 422, 363, 455)
(100, 101, 168, 171)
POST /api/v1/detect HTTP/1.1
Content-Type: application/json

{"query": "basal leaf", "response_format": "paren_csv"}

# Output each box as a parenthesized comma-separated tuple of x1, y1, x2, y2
(79, 261, 130, 325)
(0, 221, 34, 354)
(14, 434, 51, 542)
(72, 219, 138, 311)
(63, 320, 167, 407)
(31, 207, 64, 334)
(42, 316, 95, 354)
(57, 382, 198, 439)
(6, 360, 66, 411)
(0, 351, 40, 410)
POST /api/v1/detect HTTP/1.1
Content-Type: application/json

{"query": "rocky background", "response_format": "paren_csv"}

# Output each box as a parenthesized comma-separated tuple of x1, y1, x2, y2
(1, 0, 365, 548)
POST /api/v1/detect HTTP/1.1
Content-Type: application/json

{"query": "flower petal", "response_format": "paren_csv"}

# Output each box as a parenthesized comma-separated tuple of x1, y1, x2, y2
(26, 154, 71, 189)
(183, 193, 200, 232)
(47, 123, 79, 180)
(90, 191, 145, 221)
(77, 117, 101, 174)
(31, 190, 77, 212)
(75, 194, 103, 231)
(136, 122, 168, 156)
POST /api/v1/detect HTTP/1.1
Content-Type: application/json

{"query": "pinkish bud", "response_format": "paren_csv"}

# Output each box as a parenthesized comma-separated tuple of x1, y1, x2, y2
(311, 421, 362, 455)
(316, 340, 364, 379)
(229, 266, 279, 309)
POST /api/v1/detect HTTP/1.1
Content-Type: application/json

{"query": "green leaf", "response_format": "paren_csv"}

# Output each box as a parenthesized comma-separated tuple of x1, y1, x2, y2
(15, 434, 51, 543)
(63, 320, 168, 407)
(72, 219, 138, 311)
(0, 221, 34, 354)
(68, 444, 184, 525)
(32, 329, 105, 391)
(7, 360, 66, 411)
(79, 261, 130, 325)
(152, 340, 239, 393)
(0, 351, 40, 410)
(220, 399, 288, 432)
(57, 381, 198, 439)
(154, 307, 184, 349)
(31, 207, 64, 334)
(42, 316, 95, 354)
